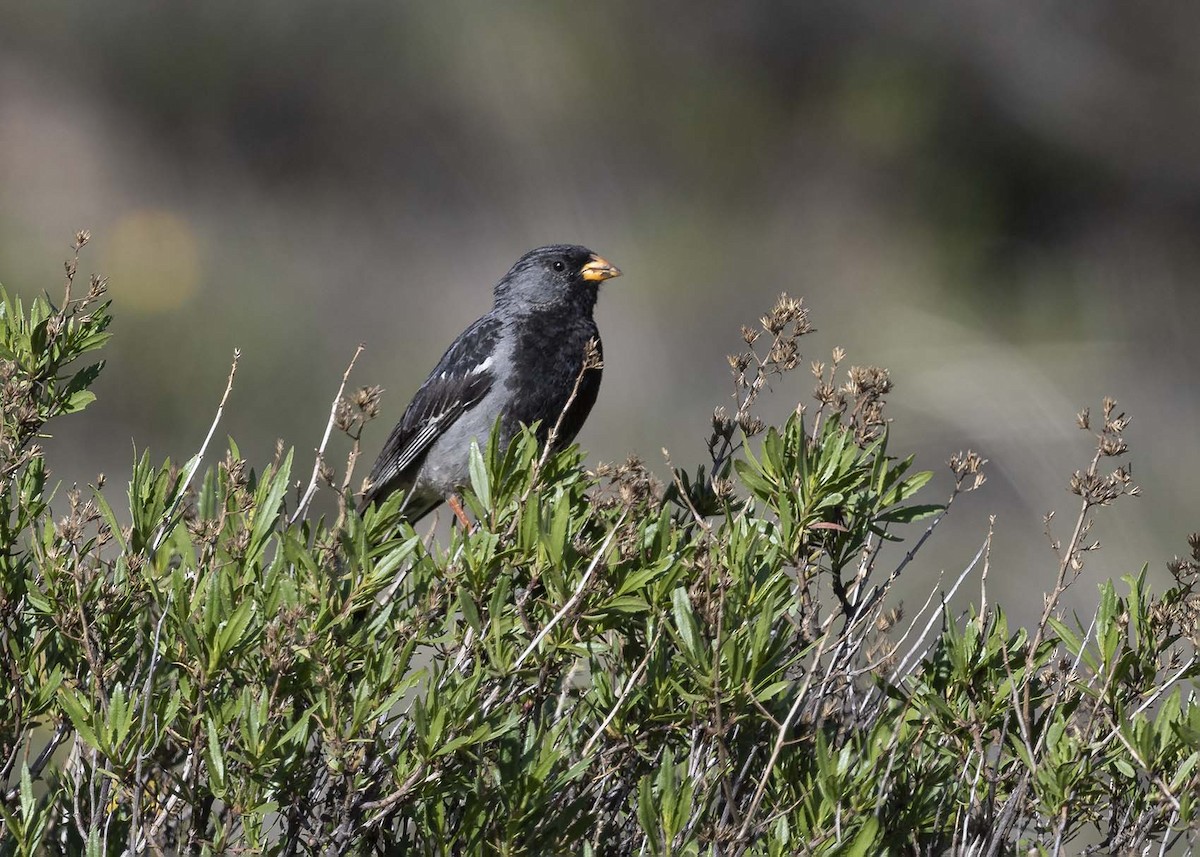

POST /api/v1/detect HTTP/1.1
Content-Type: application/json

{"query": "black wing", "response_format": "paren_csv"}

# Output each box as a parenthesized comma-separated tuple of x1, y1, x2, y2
(361, 314, 501, 508)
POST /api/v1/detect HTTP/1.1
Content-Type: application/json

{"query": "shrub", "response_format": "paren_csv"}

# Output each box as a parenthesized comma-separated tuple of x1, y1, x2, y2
(1, 236, 1197, 855)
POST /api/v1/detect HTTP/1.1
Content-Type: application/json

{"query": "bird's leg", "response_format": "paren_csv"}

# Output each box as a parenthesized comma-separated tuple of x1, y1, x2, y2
(447, 494, 473, 530)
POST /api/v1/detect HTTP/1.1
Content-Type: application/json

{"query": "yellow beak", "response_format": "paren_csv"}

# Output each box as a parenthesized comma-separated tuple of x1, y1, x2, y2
(580, 255, 622, 282)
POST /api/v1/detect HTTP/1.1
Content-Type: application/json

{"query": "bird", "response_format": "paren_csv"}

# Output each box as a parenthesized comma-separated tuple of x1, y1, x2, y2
(359, 244, 621, 524)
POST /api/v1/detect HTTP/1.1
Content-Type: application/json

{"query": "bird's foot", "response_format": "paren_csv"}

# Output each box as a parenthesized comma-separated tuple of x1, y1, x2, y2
(447, 494, 473, 530)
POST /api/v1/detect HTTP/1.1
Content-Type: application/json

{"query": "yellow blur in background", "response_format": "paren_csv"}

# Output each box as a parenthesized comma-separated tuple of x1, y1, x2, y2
(102, 210, 200, 313)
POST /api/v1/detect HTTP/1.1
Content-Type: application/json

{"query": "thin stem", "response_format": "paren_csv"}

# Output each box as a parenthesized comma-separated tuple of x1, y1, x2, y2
(292, 343, 364, 524)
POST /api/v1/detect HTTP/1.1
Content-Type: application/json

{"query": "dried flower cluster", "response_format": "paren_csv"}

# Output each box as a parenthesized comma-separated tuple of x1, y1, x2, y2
(591, 455, 663, 514)
(1069, 397, 1140, 507)
(707, 293, 813, 483)
(950, 448, 988, 492)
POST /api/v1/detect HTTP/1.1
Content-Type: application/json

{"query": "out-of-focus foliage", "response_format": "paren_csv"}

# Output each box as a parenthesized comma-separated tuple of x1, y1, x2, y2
(2, 246, 1198, 854)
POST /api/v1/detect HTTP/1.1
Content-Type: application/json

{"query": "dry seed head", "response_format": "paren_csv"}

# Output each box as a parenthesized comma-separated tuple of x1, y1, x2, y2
(738, 414, 765, 436)
(769, 293, 811, 334)
(861, 399, 885, 425)
(711, 406, 733, 433)
(741, 325, 760, 345)
(74, 229, 91, 248)
(813, 381, 837, 406)
(334, 398, 355, 432)
(767, 337, 800, 370)
(1070, 470, 1131, 506)
(950, 449, 985, 475)
(877, 608, 902, 633)
(55, 515, 82, 545)
(222, 451, 248, 487)
(583, 337, 604, 371)
(1105, 413, 1130, 434)
(711, 477, 734, 500)
(351, 385, 382, 419)
(844, 365, 892, 398)
(1076, 408, 1090, 430)
(949, 450, 988, 490)
(1099, 435, 1128, 457)
(229, 528, 251, 559)
(186, 516, 222, 543)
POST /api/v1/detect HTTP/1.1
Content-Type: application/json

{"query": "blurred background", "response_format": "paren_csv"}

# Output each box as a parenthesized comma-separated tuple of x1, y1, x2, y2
(3, 1, 1198, 623)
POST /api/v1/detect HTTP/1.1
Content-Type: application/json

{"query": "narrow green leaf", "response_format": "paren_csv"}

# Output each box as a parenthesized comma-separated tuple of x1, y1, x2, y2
(62, 390, 97, 414)
(671, 587, 704, 664)
(57, 688, 99, 750)
(206, 717, 226, 789)
(459, 587, 482, 634)
(248, 448, 293, 562)
(468, 439, 490, 509)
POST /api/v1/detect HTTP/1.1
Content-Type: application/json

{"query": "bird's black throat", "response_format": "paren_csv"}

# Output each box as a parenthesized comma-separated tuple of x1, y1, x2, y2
(505, 299, 602, 450)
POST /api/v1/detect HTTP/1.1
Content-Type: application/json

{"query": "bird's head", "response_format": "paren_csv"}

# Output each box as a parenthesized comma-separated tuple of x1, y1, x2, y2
(493, 244, 621, 312)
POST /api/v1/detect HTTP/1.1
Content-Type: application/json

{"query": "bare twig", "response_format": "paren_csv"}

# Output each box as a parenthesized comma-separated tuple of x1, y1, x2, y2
(128, 600, 172, 852)
(736, 629, 836, 843)
(513, 514, 624, 672)
(583, 629, 658, 756)
(888, 534, 990, 683)
(150, 351, 241, 554)
(292, 343, 364, 524)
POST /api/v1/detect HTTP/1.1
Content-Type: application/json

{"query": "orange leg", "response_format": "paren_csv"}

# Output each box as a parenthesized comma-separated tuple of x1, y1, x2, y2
(447, 494, 473, 530)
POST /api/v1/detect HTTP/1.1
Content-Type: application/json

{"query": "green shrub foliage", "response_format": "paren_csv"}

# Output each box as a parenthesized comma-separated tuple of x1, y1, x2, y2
(1, 239, 1198, 855)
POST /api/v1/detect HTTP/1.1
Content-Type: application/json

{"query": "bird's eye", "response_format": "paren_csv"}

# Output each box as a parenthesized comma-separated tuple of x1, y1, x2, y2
(552, 260, 566, 272)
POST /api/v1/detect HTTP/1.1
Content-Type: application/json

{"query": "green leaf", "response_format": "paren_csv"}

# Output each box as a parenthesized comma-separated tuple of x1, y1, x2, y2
(671, 587, 705, 665)
(459, 587, 483, 634)
(468, 439, 490, 509)
(206, 717, 226, 790)
(248, 448, 293, 563)
(57, 688, 100, 750)
(62, 390, 97, 414)
(636, 774, 661, 852)
(878, 503, 942, 524)
(210, 600, 255, 672)
(844, 815, 880, 857)
(91, 486, 127, 551)
(19, 764, 34, 821)
(734, 458, 772, 498)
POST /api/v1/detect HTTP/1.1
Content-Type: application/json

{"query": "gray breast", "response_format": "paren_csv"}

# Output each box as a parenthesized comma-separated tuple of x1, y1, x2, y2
(411, 334, 518, 497)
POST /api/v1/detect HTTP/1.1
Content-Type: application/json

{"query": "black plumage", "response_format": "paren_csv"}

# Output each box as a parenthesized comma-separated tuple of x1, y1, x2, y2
(359, 244, 620, 522)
